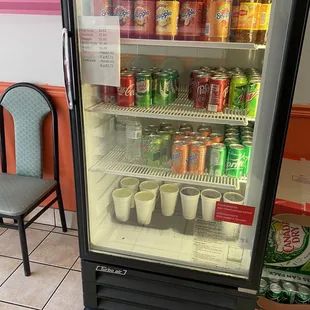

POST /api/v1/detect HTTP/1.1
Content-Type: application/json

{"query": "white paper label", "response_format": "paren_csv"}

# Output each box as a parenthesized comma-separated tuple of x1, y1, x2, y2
(78, 16, 120, 87)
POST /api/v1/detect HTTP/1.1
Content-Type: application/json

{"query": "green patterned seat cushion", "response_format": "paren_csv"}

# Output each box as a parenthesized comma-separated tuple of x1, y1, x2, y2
(0, 173, 56, 216)
(1, 86, 50, 178)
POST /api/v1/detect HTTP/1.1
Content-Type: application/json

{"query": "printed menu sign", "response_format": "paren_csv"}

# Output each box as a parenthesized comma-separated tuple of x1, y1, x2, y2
(214, 202, 255, 226)
(79, 16, 120, 87)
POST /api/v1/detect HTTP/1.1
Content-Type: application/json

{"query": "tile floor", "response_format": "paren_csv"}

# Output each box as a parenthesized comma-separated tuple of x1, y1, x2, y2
(0, 223, 83, 310)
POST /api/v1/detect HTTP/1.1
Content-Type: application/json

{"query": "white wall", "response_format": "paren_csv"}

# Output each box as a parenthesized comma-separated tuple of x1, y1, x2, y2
(0, 13, 309, 102)
(0, 14, 64, 86)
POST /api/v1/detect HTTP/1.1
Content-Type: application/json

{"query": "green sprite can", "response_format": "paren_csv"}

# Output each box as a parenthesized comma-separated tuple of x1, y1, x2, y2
(152, 71, 159, 99)
(242, 141, 252, 177)
(225, 128, 239, 135)
(225, 132, 240, 140)
(241, 130, 253, 137)
(240, 126, 254, 134)
(136, 71, 152, 107)
(266, 283, 283, 302)
(208, 143, 227, 176)
(144, 134, 162, 167)
(228, 74, 248, 110)
(158, 130, 172, 168)
(295, 285, 310, 304)
(154, 72, 170, 106)
(164, 70, 176, 104)
(246, 78, 261, 119)
(241, 135, 253, 143)
(282, 282, 296, 304)
(225, 125, 239, 131)
(259, 279, 269, 296)
(224, 138, 239, 148)
(226, 144, 245, 178)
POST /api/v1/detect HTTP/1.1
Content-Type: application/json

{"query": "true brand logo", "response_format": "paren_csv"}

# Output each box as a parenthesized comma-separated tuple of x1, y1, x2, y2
(96, 265, 127, 276)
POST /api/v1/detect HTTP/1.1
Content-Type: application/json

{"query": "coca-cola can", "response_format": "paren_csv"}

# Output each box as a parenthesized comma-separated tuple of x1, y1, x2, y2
(207, 76, 230, 112)
(188, 69, 201, 100)
(194, 74, 210, 109)
(117, 72, 135, 107)
(100, 85, 117, 104)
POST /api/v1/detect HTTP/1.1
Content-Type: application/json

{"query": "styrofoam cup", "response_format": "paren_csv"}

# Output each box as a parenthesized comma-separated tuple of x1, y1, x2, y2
(120, 177, 139, 208)
(222, 192, 244, 239)
(139, 181, 159, 211)
(180, 187, 200, 220)
(112, 188, 132, 222)
(201, 189, 222, 222)
(134, 191, 155, 225)
(160, 184, 179, 216)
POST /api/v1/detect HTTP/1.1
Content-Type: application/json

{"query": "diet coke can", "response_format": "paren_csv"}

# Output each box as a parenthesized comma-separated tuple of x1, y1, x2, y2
(117, 72, 135, 107)
(207, 76, 230, 112)
(100, 86, 117, 104)
(194, 74, 210, 109)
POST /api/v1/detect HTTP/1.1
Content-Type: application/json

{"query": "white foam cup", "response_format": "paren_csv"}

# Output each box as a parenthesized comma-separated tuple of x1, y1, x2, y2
(180, 187, 200, 220)
(120, 177, 139, 208)
(201, 189, 222, 222)
(112, 188, 132, 222)
(160, 184, 179, 216)
(134, 191, 155, 225)
(139, 181, 159, 211)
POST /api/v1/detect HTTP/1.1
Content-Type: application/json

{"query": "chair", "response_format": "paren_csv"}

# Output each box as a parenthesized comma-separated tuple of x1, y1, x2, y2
(0, 83, 67, 276)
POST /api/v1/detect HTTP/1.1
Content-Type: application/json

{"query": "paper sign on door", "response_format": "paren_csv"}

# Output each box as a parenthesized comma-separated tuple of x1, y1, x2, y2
(214, 202, 255, 226)
(78, 16, 120, 87)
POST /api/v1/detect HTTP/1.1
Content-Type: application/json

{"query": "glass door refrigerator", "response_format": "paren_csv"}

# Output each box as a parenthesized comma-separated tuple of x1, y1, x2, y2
(61, 0, 309, 309)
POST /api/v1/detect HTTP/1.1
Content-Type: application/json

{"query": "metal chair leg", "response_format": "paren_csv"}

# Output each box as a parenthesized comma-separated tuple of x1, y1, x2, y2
(56, 185, 67, 232)
(0, 218, 3, 224)
(17, 218, 30, 276)
(14, 220, 18, 224)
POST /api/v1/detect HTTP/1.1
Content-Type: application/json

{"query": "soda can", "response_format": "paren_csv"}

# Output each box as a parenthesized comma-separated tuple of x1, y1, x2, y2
(189, 142, 207, 175)
(259, 279, 269, 296)
(198, 128, 212, 137)
(158, 130, 172, 167)
(228, 74, 248, 110)
(113, 0, 134, 38)
(180, 127, 192, 136)
(135, 71, 152, 107)
(173, 131, 186, 141)
(224, 138, 239, 147)
(241, 135, 253, 143)
(241, 130, 253, 137)
(225, 132, 240, 140)
(172, 141, 189, 174)
(143, 134, 162, 167)
(162, 126, 175, 135)
(144, 128, 157, 134)
(100, 85, 117, 104)
(148, 124, 160, 132)
(134, 0, 156, 39)
(152, 71, 159, 99)
(166, 69, 179, 100)
(266, 283, 283, 302)
(189, 69, 201, 100)
(240, 126, 254, 133)
(243, 141, 252, 177)
(198, 136, 213, 146)
(183, 136, 196, 145)
(207, 76, 230, 112)
(194, 74, 210, 109)
(208, 143, 226, 176)
(165, 70, 176, 103)
(189, 132, 201, 140)
(210, 133, 224, 143)
(92, 0, 113, 16)
(117, 72, 135, 107)
(225, 128, 239, 134)
(154, 72, 170, 106)
(226, 144, 245, 178)
(225, 124, 239, 131)
(160, 122, 172, 130)
(282, 282, 296, 304)
(295, 285, 310, 304)
(180, 123, 194, 131)
(198, 124, 212, 132)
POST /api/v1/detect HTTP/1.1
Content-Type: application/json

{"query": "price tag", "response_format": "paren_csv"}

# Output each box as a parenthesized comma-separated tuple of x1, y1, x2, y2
(214, 201, 255, 226)
(78, 16, 120, 87)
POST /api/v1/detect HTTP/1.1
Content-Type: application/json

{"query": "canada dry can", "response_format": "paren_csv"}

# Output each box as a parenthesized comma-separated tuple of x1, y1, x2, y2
(229, 74, 248, 109)
(242, 140, 252, 176)
(226, 144, 245, 178)
(166, 70, 177, 103)
(172, 141, 189, 174)
(144, 134, 162, 167)
(136, 72, 152, 107)
(295, 285, 310, 304)
(158, 130, 172, 167)
(282, 282, 296, 304)
(117, 72, 135, 107)
(266, 283, 283, 302)
(188, 142, 206, 175)
(154, 72, 170, 106)
(246, 78, 261, 118)
(259, 279, 269, 296)
(208, 143, 227, 176)
(195, 74, 210, 109)
(207, 76, 230, 112)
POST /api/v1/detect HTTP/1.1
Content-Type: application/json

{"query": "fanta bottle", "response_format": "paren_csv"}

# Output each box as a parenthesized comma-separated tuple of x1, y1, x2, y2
(156, 0, 180, 40)
(204, 0, 232, 42)
(134, 0, 156, 38)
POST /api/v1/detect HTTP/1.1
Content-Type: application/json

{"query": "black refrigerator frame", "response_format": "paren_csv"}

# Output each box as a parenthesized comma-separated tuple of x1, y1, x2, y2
(61, 0, 310, 309)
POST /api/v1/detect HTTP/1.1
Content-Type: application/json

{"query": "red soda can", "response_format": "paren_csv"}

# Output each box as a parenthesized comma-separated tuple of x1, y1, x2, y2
(113, 0, 134, 38)
(188, 69, 201, 100)
(207, 76, 230, 112)
(117, 72, 135, 107)
(134, 0, 156, 39)
(100, 86, 117, 104)
(188, 142, 206, 175)
(92, 0, 113, 15)
(194, 74, 210, 109)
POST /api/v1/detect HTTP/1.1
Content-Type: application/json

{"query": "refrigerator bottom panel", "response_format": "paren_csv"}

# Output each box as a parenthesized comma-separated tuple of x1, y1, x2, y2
(82, 260, 257, 310)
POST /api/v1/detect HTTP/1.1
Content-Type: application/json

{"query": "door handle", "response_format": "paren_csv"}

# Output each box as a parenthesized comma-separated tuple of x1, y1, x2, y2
(62, 28, 74, 110)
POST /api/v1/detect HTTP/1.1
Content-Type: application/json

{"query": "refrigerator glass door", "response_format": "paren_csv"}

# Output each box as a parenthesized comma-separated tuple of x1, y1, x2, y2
(72, 0, 295, 280)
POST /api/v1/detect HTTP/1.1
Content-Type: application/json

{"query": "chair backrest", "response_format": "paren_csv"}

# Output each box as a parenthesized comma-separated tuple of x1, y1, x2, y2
(0, 83, 59, 180)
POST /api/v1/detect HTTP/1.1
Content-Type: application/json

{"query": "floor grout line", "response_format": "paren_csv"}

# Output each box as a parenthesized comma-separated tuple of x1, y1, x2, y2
(50, 230, 78, 237)
(0, 300, 38, 310)
(69, 257, 80, 271)
(0, 260, 23, 289)
(41, 269, 71, 310)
